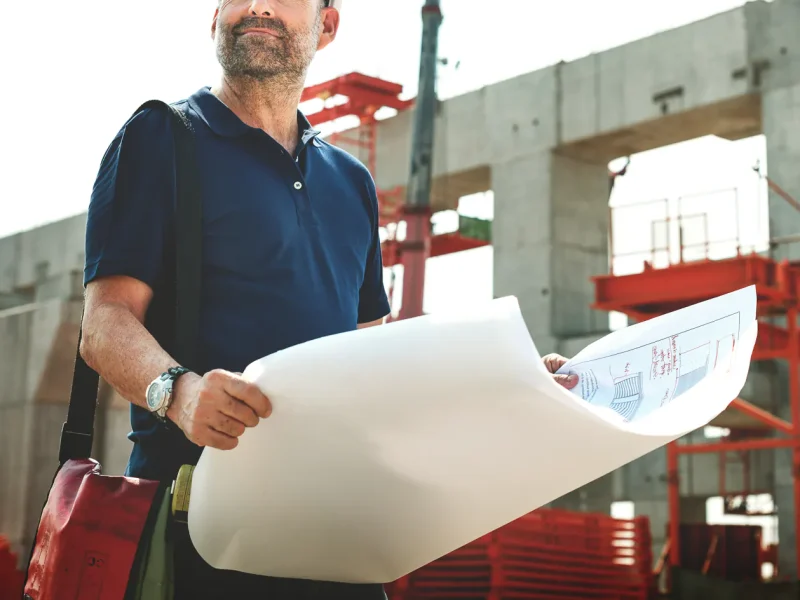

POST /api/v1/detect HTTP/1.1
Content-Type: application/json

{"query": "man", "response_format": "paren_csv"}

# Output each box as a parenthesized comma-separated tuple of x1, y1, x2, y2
(80, 0, 578, 597)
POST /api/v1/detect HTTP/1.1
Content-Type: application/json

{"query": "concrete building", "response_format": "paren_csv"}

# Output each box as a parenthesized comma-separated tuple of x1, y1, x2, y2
(1, 0, 799, 577)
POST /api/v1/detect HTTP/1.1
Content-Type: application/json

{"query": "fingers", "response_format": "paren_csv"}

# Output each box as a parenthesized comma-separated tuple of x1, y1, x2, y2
(212, 413, 247, 438)
(220, 395, 260, 428)
(203, 428, 239, 451)
(543, 353, 569, 374)
(553, 373, 579, 389)
(175, 370, 272, 452)
(179, 419, 239, 451)
(217, 371, 272, 418)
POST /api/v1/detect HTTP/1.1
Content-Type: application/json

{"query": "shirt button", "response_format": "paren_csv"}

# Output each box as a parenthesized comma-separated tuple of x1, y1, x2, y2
(294, 182, 303, 190)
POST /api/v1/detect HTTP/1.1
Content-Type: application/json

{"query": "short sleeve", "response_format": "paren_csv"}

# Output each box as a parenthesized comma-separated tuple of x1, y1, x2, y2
(83, 107, 176, 289)
(357, 177, 391, 324)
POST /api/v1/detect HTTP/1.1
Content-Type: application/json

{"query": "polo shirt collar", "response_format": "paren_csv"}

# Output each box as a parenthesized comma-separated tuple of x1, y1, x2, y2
(188, 86, 321, 144)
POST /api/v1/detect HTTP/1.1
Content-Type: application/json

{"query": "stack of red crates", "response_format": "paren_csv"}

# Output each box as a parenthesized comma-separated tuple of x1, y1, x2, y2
(386, 508, 653, 600)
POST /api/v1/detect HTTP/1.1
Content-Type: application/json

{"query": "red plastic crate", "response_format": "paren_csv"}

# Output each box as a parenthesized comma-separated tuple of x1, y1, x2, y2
(386, 509, 653, 600)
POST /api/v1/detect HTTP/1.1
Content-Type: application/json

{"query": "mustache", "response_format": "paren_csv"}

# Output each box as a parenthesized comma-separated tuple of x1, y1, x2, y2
(232, 17, 287, 36)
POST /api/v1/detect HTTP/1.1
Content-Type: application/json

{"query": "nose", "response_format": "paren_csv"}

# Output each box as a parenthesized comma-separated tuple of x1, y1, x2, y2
(248, 0, 274, 16)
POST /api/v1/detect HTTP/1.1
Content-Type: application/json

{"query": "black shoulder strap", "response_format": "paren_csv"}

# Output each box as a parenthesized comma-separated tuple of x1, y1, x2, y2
(58, 100, 203, 465)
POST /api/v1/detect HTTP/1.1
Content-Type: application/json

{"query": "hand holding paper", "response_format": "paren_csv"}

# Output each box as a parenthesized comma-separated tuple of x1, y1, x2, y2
(542, 353, 580, 389)
(187, 287, 757, 584)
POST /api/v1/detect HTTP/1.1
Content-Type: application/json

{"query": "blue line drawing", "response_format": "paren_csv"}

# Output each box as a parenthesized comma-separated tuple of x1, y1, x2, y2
(674, 343, 710, 398)
(611, 373, 644, 421)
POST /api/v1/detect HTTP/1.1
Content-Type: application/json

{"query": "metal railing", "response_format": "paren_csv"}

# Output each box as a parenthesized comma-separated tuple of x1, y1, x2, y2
(610, 187, 766, 276)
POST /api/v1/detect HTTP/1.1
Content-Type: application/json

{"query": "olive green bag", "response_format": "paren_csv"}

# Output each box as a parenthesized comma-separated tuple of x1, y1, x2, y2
(128, 487, 175, 600)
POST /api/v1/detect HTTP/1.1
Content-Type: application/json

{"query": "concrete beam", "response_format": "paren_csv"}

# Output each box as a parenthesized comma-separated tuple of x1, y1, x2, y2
(363, 3, 775, 210)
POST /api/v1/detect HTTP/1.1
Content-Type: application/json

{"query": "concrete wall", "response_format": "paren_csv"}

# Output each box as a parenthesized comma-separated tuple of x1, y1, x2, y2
(368, 2, 761, 213)
(0, 214, 86, 295)
(0, 267, 132, 560)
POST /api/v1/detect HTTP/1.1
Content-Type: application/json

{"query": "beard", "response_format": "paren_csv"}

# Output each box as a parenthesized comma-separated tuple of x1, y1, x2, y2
(216, 14, 321, 81)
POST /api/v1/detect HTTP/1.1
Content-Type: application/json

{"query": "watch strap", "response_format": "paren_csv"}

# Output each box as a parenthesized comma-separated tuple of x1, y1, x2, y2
(167, 366, 191, 379)
(153, 367, 192, 421)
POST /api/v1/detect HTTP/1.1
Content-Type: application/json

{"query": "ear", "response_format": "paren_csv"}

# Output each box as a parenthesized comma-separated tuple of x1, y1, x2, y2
(316, 8, 340, 51)
(211, 8, 220, 40)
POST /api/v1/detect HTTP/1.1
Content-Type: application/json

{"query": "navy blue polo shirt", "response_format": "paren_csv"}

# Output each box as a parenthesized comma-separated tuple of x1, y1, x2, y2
(85, 87, 391, 481)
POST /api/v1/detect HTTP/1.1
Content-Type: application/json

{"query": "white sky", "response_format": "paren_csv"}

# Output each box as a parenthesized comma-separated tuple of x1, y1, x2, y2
(0, 0, 770, 316)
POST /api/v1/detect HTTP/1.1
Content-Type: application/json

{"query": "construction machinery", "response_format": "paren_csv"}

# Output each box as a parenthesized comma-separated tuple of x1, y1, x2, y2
(397, 0, 443, 320)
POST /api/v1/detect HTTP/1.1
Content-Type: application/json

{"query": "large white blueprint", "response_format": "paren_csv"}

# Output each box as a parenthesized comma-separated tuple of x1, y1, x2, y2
(557, 286, 757, 424)
(187, 287, 757, 584)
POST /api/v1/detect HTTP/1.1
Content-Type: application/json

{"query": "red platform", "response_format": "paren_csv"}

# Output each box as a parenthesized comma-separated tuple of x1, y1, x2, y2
(594, 254, 800, 362)
(593, 254, 800, 319)
(301, 72, 413, 126)
(382, 232, 490, 268)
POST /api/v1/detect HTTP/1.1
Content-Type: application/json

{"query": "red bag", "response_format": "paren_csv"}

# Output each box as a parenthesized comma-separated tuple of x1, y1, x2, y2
(22, 100, 203, 600)
(23, 462, 161, 599)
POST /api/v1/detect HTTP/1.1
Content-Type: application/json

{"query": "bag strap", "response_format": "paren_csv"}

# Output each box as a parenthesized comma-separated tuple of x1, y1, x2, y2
(58, 101, 203, 465)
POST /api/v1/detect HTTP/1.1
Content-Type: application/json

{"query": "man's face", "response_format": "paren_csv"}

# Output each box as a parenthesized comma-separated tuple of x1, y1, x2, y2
(213, 0, 337, 81)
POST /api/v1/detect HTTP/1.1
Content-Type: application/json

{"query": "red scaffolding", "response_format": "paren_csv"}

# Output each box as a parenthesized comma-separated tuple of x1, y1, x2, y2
(593, 247, 800, 577)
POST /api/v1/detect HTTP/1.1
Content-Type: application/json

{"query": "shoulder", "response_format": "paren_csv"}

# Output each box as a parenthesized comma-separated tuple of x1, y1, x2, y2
(94, 100, 186, 183)
(114, 100, 185, 150)
(90, 100, 187, 208)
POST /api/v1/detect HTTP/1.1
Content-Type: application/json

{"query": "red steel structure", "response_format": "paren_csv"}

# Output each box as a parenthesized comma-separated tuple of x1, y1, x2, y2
(301, 72, 490, 313)
(385, 508, 654, 600)
(593, 205, 800, 577)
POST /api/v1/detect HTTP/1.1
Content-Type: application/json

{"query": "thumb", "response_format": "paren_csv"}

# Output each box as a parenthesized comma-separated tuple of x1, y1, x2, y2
(553, 373, 579, 389)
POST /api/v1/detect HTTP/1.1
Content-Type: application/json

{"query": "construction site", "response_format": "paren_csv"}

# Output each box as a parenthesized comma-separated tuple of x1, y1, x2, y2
(3, 0, 800, 598)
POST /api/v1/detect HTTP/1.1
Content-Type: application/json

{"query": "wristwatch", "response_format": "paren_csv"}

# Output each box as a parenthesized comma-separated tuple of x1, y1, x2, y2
(146, 367, 191, 422)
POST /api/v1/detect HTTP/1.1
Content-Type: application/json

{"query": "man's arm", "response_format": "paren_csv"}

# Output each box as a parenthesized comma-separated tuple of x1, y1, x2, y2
(81, 275, 173, 411)
(81, 276, 270, 450)
(81, 107, 269, 451)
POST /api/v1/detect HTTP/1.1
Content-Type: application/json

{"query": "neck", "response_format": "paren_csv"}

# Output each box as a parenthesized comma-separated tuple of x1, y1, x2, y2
(212, 75, 305, 154)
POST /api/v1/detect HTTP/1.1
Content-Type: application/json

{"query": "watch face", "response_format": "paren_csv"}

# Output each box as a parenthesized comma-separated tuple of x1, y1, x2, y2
(147, 382, 164, 411)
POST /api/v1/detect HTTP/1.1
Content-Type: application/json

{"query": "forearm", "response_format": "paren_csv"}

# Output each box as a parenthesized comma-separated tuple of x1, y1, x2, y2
(80, 302, 182, 410)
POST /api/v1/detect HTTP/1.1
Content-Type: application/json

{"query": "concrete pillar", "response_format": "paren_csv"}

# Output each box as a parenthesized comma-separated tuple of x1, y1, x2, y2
(491, 151, 610, 356)
(0, 294, 84, 560)
(0, 306, 35, 561)
(764, 81, 800, 578)
(765, 83, 800, 255)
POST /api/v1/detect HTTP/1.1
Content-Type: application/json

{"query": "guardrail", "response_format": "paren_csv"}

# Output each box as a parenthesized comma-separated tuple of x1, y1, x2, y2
(610, 187, 766, 277)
